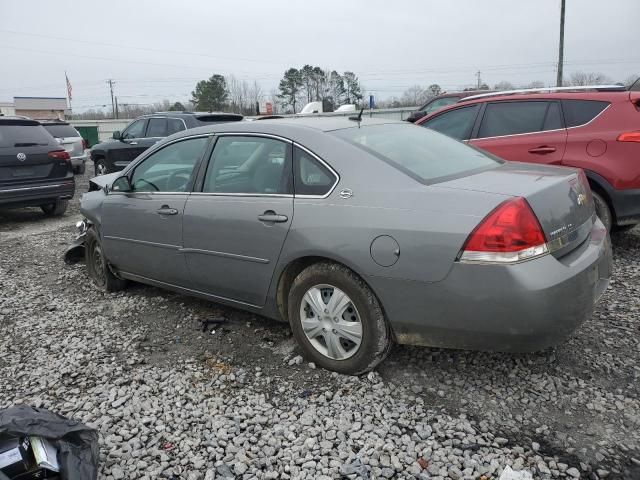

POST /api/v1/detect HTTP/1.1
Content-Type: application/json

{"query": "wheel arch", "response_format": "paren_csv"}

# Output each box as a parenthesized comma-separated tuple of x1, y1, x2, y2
(274, 255, 393, 338)
(583, 169, 617, 223)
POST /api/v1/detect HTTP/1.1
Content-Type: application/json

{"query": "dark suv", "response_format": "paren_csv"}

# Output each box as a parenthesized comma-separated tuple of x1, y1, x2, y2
(406, 91, 493, 123)
(90, 112, 243, 175)
(0, 117, 74, 216)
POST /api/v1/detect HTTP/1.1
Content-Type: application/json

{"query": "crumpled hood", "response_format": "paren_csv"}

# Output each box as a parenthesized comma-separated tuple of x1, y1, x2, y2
(88, 172, 120, 189)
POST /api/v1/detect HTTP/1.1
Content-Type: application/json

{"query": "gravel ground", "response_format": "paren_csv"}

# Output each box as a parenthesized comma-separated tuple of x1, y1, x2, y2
(0, 168, 639, 479)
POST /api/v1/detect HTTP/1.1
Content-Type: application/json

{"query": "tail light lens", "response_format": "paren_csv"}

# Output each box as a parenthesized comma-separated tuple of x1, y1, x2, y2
(48, 150, 71, 161)
(459, 197, 548, 264)
(617, 131, 640, 143)
(82, 139, 88, 150)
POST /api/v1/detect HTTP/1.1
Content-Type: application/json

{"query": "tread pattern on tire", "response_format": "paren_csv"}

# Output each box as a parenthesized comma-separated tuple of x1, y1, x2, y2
(85, 227, 127, 292)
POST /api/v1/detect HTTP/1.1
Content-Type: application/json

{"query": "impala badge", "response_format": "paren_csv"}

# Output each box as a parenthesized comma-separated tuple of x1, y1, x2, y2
(16, 152, 26, 162)
(339, 188, 353, 199)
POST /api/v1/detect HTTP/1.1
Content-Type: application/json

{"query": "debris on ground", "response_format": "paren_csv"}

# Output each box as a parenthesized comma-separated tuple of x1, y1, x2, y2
(339, 458, 370, 479)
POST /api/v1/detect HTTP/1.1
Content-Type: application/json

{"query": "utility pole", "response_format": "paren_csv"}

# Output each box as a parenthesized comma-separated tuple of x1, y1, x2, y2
(115, 96, 119, 119)
(106, 79, 116, 118)
(556, 0, 566, 87)
(476, 71, 482, 89)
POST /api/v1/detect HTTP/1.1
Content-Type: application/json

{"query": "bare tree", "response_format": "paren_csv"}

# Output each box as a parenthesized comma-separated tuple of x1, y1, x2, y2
(526, 80, 546, 89)
(569, 71, 612, 86)
(494, 81, 515, 91)
(625, 74, 639, 87)
(401, 85, 428, 107)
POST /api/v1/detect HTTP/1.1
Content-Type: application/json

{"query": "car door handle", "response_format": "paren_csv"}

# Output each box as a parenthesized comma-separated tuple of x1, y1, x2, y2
(157, 205, 179, 216)
(258, 211, 288, 223)
(528, 146, 556, 154)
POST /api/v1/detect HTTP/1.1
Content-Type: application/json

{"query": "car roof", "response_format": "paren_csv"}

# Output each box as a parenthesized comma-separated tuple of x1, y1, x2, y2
(174, 115, 405, 138)
(456, 87, 629, 105)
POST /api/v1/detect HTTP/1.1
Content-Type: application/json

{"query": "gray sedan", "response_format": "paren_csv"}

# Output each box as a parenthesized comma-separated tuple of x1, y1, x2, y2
(69, 117, 612, 374)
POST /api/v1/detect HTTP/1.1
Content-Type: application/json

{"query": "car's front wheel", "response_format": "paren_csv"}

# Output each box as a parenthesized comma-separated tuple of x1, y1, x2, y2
(94, 159, 108, 176)
(85, 228, 127, 292)
(288, 262, 391, 375)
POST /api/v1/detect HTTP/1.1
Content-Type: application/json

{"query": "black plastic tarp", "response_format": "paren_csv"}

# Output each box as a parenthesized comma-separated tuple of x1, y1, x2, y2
(0, 405, 98, 480)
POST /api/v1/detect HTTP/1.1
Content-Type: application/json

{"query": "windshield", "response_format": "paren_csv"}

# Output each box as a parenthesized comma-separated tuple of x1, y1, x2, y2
(332, 123, 501, 184)
(42, 124, 79, 138)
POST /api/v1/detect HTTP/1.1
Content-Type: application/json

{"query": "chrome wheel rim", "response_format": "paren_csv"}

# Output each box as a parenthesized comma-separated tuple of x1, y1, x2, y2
(92, 243, 106, 286)
(299, 284, 363, 360)
(96, 163, 107, 175)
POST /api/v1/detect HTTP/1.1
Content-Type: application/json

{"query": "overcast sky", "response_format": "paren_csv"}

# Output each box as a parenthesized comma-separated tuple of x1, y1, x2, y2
(1, 0, 638, 112)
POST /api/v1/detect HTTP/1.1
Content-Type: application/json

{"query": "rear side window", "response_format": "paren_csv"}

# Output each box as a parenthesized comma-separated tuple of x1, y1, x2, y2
(561, 100, 609, 127)
(422, 96, 460, 114)
(421, 104, 480, 140)
(42, 124, 79, 138)
(0, 123, 55, 148)
(146, 118, 167, 137)
(167, 118, 186, 135)
(478, 101, 559, 138)
(333, 124, 500, 185)
(293, 146, 337, 196)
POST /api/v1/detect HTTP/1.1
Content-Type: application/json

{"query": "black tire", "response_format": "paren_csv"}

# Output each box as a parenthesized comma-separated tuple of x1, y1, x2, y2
(40, 199, 68, 217)
(287, 262, 391, 375)
(94, 159, 108, 176)
(613, 224, 637, 233)
(74, 163, 86, 175)
(85, 227, 127, 292)
(592, 191, 612, 232)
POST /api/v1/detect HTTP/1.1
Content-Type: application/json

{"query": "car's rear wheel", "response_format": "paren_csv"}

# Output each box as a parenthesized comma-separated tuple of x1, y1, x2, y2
(287, 262, 391, 375)
(41, 199, 68, 217)
(85, 228, 127, 292)
(95, 159, 108, 176)
(592, 191, 612, 231)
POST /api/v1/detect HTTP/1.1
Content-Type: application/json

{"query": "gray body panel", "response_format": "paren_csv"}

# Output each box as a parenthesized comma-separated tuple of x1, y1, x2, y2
(79, 117, 612, 352)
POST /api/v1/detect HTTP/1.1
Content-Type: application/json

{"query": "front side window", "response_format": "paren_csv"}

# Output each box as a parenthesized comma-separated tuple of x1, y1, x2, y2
(477, 101, 557, 138)
(421, 104, 480, 140)
(333, 123, 500, 184)
(203, 136, 291, 194)
(294, 146, 336, 196)
(122, 119, 147, 139)
(146, 118, 167, 137)
(130, 136, 208, 192)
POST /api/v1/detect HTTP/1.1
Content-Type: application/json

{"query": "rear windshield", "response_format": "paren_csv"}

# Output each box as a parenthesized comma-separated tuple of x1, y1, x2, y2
(333, 123, 501, 184)
(0, 124, 55, 148)
(42, 124, 79, 138)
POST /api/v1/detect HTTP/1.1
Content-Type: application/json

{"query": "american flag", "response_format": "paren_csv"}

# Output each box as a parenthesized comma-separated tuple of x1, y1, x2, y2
(65, 73, 72, 101)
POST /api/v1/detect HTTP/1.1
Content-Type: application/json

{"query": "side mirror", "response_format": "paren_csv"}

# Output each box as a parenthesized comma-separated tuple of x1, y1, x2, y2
(112, 130, 121, 140)
(111, 176, 132, 193)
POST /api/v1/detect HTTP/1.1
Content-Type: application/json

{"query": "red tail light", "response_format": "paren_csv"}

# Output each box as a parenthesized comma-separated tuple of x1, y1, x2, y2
(48, 150, 71, 161)
(82, 139, 88, 150)
(459, 197, 548, 263)
(617, 131, 640, 143)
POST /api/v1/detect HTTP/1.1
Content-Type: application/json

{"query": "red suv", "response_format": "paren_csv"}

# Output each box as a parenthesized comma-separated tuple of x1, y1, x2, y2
(417, 83, 640, 230)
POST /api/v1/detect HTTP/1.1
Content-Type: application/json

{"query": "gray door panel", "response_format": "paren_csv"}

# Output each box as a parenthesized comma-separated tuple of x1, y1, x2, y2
(102, 193, 190, 285)
(182, 196, 293, 306)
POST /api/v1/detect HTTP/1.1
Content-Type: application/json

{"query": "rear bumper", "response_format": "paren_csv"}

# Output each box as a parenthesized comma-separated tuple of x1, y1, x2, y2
(367, 218, 612, 352)
(0, 179, 75, 207)
(610, 187, 640, 225)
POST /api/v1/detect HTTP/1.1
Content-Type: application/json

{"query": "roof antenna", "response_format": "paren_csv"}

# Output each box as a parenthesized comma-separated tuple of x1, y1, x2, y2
(349, 107, 364, 123)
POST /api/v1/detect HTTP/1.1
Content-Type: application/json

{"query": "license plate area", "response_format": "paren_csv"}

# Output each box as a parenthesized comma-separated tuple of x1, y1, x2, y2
(12, 167, 35, 177)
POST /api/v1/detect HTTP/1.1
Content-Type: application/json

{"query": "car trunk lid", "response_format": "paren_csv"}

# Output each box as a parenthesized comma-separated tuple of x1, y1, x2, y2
(434, 162, 595, 257)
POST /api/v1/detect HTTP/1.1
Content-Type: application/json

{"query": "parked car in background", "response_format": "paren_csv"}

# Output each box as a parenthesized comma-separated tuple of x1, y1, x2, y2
(405, 90, 493, 123)
(417, 85, 640, 231)
(0, 117, 74, 216)
(68, 117, 611, 375)
(90, 111, 243, 175)
(41, 121, 88, 174)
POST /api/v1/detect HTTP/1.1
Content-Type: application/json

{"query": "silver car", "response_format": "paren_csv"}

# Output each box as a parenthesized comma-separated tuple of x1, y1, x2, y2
(68, 117, 612, 374)
(41, 121, 88, 174)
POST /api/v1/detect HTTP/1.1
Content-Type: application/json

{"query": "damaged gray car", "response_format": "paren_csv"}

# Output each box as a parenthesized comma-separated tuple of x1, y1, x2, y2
(66, 117, 612, 374)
